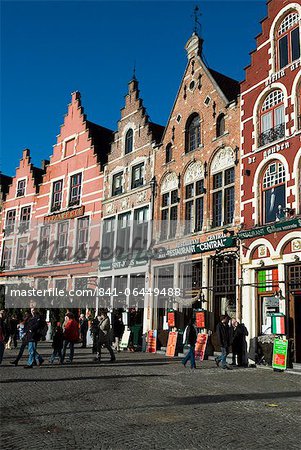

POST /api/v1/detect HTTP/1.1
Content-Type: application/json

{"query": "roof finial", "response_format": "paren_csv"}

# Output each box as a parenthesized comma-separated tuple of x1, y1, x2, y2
(192, 5, 202, 36)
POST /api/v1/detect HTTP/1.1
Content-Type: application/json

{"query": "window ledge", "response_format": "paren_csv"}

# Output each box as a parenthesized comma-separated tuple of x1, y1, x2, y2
(182, 145, 204, 156)
(255, 135, 288, 153)
(163, 159, 175, 166)
(212, 131, 229, 143)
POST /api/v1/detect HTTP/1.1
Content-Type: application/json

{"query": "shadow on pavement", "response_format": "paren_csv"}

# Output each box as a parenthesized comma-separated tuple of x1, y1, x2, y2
(1, 373, 166, 384)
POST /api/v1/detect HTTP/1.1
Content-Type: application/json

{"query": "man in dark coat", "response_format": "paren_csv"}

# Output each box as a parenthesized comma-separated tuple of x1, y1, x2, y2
(79, 314, 88, 348)
(24, 310, 45, 368)
(215, 315, 232, 370)
(231, 319, 249, 367)
(182, 318, 198, 369)
(0, 310, 10, 364)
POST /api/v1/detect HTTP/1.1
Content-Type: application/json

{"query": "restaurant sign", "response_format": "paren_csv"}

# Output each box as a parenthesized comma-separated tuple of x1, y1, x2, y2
(154, 236, 236, 259)
(44, 206, 85, 223)
(238, 218, 301, 240)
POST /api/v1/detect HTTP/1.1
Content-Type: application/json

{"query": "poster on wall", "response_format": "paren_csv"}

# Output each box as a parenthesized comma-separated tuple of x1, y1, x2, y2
(120, 329, 131, 350)
(272, 338, 288, 370)
(146, 330, 157, 353)
(195, 333, 208, 361)
(166, 331, 178, 357)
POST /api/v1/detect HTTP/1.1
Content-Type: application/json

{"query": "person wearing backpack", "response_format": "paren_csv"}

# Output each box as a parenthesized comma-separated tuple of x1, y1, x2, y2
(182, 318, 198, 370)
(62, 312, 79, 364)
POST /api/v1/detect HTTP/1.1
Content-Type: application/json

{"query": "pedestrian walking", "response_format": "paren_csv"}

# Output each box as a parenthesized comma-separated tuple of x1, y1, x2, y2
(113, 315, 124, 352)
(79, 313, 88, 348)
(24, 310, 45, 368)
(62, 313, 79, 364)
(6, 314, 18, 349)
(182, 318, 197, 369)
(231, 319, 249, 367)
(94, 311, 115, 362)
(0, 310, 10, 365)
(215, 315, 232, 370)
(50, 323, 64, 364)
(10, 312, 31, 366)
(90, 316, 100, 354)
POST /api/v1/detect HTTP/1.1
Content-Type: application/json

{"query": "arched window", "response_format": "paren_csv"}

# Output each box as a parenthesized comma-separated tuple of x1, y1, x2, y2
(125, 129, 133, 154)
(216, 113, 225, 138)
(259, 90, 285, 147)
(262, 161, 286, 224)
(186, 114, 201, 153)
(277, 12, 300, 69)
(165, 143, 172, 164)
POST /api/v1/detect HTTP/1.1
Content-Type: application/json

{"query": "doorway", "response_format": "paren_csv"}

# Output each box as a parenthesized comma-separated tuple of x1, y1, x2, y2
(294, 295, 301, 363)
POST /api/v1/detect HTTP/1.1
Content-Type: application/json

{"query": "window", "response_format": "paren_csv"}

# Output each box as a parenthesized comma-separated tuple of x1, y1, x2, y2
(112, 172, 123, 196)
(64, 138, 75, 158)
(277, 12, 300, 69)
(16, 238, 27, 267)
(76, 217, 89, 260)
(161, 189, 178, 240)
(131, 163, 144, 189)
(102, 217, 115, 259)
(216, 113, 225, 137)
(69, 173, 82, 206)
(2, 241, 13, 269)
(259, 90, 285, 147)
(212, 167, 235, 228)
(56, 222, 69, 261)
(186, 114, 201, 153)
(5, 210, 16, 234)
(51, 180, 63, 212)
(38, 225, 50, 265)
(117, 212, 131, 256)
(184, 179, 205, 234)
(16, 179, 26, 197)
(262, 162, 286, 224)
(125, 129, 133, 154)
(165, 143, 172, 163)
(133, 207, 149, 251)
(19, 206, 31, 232)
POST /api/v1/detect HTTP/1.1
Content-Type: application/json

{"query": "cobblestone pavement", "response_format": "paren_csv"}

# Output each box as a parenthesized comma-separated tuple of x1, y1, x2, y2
(1, 343, 300, 450)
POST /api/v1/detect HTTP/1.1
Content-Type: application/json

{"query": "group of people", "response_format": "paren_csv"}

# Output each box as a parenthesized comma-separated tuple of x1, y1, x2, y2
(182, 314, 248, 370)
(0, 308, 124, 367)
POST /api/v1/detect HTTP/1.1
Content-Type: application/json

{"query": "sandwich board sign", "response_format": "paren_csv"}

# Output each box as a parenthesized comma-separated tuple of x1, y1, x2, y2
(272, 338, 288, 370)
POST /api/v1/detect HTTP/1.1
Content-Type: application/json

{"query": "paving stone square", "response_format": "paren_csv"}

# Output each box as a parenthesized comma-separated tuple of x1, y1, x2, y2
(1, 343, 301, 449)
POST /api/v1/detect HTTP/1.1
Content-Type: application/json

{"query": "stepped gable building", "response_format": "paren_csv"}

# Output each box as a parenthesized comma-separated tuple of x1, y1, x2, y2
(240, 0, 301, 363)
(0, 173, 13, 231)
(150, 32, 240, 344)
(0, 91, 113, 309)
(99, 77, 164, 332)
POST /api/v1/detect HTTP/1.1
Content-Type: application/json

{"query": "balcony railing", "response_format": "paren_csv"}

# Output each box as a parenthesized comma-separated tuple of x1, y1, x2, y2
(259, 123, 285, 147)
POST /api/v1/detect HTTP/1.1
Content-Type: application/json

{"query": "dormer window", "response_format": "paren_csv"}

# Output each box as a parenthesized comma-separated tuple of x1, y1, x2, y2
(112, 172, 123, 196)
(16, 179, 26, 197)
(277, 12, 300, 69)
(125, 129, 133, 154)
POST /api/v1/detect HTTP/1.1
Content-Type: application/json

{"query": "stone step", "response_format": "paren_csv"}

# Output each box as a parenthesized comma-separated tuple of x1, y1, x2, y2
(292, 363, 301, 371)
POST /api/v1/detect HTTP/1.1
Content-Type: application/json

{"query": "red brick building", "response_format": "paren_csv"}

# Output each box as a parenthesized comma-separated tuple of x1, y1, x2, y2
(0, 92, 113, 311)
(240, 0, 301, 363)
(150, 33, 240, 345)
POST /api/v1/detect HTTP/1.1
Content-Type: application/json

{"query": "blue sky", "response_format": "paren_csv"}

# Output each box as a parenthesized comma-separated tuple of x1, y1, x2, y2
(1, 0, 267, 176)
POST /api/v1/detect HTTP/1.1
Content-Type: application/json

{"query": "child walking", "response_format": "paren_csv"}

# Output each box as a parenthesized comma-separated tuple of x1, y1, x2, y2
(50, 323, 64, 364)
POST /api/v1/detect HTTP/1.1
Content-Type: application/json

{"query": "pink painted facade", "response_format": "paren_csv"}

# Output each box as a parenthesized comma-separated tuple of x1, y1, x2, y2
(0, 92, 113, 304)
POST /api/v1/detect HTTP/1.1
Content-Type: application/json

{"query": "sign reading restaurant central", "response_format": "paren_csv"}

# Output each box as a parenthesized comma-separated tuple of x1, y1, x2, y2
(154, 236, 236, 259)
(44, 206, 85, 223)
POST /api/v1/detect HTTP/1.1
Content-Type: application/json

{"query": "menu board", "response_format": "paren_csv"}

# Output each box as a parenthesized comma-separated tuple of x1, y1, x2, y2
(146, 330, 157, 353)
(195, 311, 205, 328)
(194, 333, 208, 361)
(167, 311, 175, 328)
(272, 338, 288, 370)
(166, 331, 178, 357)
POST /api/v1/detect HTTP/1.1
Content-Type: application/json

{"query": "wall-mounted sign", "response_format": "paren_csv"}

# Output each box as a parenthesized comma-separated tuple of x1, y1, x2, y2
(167, 310, 175, 328)
(194, 236, 235, 253)
(195, 311, 206, 328)
(44, 206, 85, 223)
(238, 218, 301, 240)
